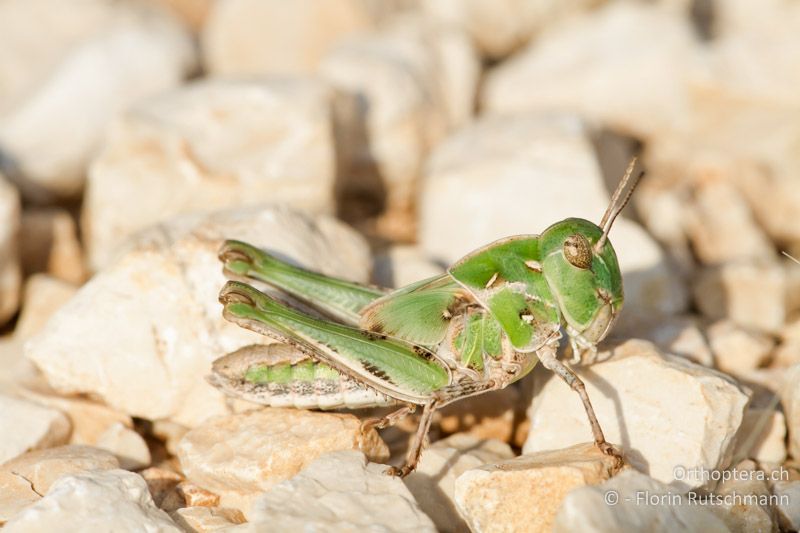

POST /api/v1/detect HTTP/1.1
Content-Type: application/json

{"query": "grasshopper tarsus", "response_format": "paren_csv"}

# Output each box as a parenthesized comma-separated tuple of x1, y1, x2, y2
(385, 465, 414, 479)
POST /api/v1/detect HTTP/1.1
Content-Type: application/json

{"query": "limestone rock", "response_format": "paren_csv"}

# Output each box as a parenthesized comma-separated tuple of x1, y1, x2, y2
(202, 0, 373, 75)
(83, 78, 336, 270)
(154, 0, 215, 32)
(177, 409, 389, 503)
(706, 460, 776, 532)
(405, 434, 514, 532)
(140, 466, 184, 508)
(707, 320, 774, 376)
(0, 0, 196, 201)
(419, 114, 687, 320)
(682, 169, 773, 265)
(171, 506, 246, 532)
(481, 3, 698, 141)
(733, 408, 787, 465)
(3, 469, 180, 532)
(372, 245, 445, 289)
(19, 209, 86, 284)
(14, 383, 133, 446)
(437, 388, 519, 443)
(524, 340, 749, 490)
(96, 422, 152, 471)
(693, 262, 786, 334)
(0, 394, 71, 464)
(14, 275, 78, 339)
(26, 206, 371, 427)
(243, 451, 436, 532)
(420, 114, 606, 264)
(0, 472, 39, 526)
(553, 469, 730, 532)
(0, 445, 119, 495)
(454, 443, 620, 533)
(322, 18, 476, 239)
(621, 315, 713, 367)
(0, 176, 21, 327)
(421, 0, 600, 60)
(782, 365, 800, 460)
(774, 481, 800, 531)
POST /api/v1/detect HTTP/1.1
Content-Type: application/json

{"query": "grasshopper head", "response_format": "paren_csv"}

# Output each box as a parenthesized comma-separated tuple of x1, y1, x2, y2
(540, 218, 622, 343)
(540, 159, 643, 344)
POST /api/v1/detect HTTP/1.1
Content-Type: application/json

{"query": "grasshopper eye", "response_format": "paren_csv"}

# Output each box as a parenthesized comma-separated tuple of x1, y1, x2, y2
(563, 234, 592, 269)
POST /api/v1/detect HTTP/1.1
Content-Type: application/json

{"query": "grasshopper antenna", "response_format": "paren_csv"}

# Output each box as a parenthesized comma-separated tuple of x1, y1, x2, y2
(595, 157, 644, 253)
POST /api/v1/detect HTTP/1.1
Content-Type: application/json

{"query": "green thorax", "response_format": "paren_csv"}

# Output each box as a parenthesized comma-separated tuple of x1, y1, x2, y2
(448, 235, 561, 352)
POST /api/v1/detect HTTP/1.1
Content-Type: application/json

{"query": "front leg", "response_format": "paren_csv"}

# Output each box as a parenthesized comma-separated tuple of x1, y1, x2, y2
(537, 345, 623, 467)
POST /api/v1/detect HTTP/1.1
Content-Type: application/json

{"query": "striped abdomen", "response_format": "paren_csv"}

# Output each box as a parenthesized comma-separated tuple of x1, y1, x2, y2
(209, 344, 397, 410)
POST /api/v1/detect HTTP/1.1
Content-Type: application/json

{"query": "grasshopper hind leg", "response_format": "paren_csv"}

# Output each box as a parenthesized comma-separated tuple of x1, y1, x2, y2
(537, 346, 623, 467)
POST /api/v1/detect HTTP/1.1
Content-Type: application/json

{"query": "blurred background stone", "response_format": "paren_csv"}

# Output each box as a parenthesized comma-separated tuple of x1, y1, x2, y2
(0, 175, 21, 327)
(0, 0, 196, 202)
(83, 78, 336, 271)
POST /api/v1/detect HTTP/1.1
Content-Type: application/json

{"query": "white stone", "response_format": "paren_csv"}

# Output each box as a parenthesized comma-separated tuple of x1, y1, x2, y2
(19, 209, 86, 285)
(419, 114, 688, 320)
(0, 471, 39, 526)
(373, 245, 444, 289)
(242, 451, 436, 532)
(782, 365, 800, 460)
(693, 261, 786, 334)
(733, 408, 787, 465)
(620, 315, 713, 367)
(437, 388, 520, 444)
(524, 340, 749, 490)
(0, 445, 119, 495)
(171, 506, 246, 531)
(421, 0, 599, 60)
(0, 394, 71, 464)
(83, 78, 336, 270)
(405, 434, 514, 532)
(14, 275, 78, 340)
(14, 382, 133, 446)
(26, 206, 372, 427)
(454, 443, 620, 533)
(0, 0, 196, 201)
(96, 422, 152, 470)
(0, 176, 21, 327)
(553, 469, 730, 532)
(709, 0, 800, 109)
(774, 481, 800, 531)
(707, 460, 776, 532)
(3, 469, 181, 532)
(420, 114, 605, 264)
(322, 18, 474, 239)
(682, 170, 773, 265)
(202, 0, 373, 75)
(177, 408, 389, 502)
(481, 3, 699, 141)
(707, 320, 774, 376)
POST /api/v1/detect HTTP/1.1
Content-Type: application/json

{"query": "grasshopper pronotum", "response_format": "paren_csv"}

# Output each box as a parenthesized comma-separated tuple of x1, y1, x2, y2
(210, 160, 643, 476)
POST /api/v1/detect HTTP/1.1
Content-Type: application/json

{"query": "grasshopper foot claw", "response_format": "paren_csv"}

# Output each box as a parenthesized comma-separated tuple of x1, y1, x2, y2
(596, 441, 624, 469)
(385, 465, 414, 478)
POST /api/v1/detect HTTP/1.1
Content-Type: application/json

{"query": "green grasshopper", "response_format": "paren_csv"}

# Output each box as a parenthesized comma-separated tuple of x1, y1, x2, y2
(210, 160, 643, 476)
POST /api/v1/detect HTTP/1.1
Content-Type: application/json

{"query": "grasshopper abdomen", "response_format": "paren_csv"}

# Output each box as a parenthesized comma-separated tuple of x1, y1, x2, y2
(209, 344, 398, 410)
